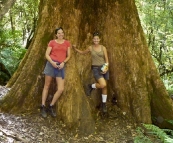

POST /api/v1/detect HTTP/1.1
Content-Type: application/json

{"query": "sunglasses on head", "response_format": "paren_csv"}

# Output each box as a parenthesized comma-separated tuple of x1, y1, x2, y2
(93, 32, 99, 36)
(56, 27, 63, 31)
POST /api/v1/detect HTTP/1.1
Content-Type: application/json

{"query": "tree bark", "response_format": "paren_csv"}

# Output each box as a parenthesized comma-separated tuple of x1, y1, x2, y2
(1, 0, 173, 134)
(0, 0, 16, 20)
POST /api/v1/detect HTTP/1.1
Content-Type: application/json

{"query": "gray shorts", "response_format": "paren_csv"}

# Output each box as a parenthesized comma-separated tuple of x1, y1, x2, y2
(43, 61, 65, 78)
(91, 66, 109, 80)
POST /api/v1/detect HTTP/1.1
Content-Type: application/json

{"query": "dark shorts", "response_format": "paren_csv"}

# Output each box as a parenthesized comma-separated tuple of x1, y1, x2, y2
(91, 65, 109, 80)
(43, 61, 65, 78)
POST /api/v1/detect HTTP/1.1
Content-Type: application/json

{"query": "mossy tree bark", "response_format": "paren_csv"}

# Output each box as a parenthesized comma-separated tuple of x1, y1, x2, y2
(1, 0, 173, 134)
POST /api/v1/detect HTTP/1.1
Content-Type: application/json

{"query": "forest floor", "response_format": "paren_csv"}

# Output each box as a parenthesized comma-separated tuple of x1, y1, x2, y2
(0, 86, 160, 143)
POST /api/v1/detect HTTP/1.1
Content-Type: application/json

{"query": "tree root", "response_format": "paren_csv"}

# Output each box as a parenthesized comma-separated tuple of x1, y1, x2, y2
(0, 127, 29, 142)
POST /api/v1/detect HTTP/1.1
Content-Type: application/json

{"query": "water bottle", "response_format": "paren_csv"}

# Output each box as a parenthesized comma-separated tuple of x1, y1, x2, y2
(101, 63, 108, 72)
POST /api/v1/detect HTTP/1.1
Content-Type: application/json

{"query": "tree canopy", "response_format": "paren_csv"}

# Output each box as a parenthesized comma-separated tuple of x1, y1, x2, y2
(0, 0, 16, 20)
(0, 0, 39, 85)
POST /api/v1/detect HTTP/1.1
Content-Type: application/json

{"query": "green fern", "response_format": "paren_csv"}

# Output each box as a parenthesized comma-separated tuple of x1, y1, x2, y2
(166, 120, 173, 126)
(143, 124, 173, 143)
(162, 129, 173, 138)
(134, 127, 153, 143)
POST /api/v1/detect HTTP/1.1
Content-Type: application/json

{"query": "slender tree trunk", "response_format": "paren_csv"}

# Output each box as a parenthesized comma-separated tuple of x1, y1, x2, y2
(1, 0, 173, 134)
(0, 0, 16, 20)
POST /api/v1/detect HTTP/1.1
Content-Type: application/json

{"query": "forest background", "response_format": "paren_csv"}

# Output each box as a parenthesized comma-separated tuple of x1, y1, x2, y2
(0, 0, 173, 142)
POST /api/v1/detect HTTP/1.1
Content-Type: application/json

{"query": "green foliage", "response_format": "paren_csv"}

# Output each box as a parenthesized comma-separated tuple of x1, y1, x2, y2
(0, 47, 26, 76)
(0, 71, 10, 86)
(135, 0, 173, 91)
(166, 120, 173, 126)
(134, 124, 173, 143)
(134, 127, 153, 143)
(0, 28, 22, 48)
(143, 124, 173, 143)
(0, 27, 26, 84)
(0, 0, 39, 85)
(143, 124, 169, 142)
(1, 0, 39, 46)
(162, 129, 173, 138)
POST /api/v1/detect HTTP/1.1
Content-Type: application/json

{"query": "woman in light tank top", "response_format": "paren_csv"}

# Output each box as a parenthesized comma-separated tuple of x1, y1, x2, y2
(73, 32, 109, 113)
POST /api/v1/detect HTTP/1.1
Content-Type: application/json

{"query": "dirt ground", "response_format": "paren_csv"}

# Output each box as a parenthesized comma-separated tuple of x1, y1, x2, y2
(0, 107, 137, 143)
(0, 86, 150, 143)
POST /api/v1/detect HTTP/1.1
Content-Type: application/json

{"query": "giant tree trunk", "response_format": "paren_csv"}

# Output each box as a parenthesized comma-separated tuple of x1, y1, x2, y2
(1, 0, 173, 134)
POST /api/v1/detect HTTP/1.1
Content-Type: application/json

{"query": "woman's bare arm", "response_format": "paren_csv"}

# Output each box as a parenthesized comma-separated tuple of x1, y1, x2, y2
(72, 45, 91, 54)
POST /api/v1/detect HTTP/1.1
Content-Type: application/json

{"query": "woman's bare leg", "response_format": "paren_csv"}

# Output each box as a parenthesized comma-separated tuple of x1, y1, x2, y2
(41, 75, 52, 118)
(42, 75, 52, 106)
(50, 77, 64, 106)
(47, 77, 64, 117)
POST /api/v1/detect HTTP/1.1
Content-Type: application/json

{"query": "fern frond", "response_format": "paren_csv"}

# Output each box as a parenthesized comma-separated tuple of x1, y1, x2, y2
(143, 124, 173, 143)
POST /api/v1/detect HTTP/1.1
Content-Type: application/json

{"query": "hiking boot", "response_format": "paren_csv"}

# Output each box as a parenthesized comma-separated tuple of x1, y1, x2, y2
(102, 103, 107, 113)
(85, 84, 93, 96)
(40, 105, 47, 118)
(48, 105, 57, 117)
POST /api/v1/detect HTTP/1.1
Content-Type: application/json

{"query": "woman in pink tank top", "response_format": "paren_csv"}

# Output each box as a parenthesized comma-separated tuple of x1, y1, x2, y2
(40, 27, 71, 118)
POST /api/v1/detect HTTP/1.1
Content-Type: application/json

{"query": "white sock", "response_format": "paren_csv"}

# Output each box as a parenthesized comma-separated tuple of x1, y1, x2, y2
(91, 83, 96, 88)
(102, 94, 107, 103)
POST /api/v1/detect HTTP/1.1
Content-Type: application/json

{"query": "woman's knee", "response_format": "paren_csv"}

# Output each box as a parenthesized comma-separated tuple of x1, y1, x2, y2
(44, 83, 51, 90)
(58, 88, 64, 94)
(99, 83, 107, 88)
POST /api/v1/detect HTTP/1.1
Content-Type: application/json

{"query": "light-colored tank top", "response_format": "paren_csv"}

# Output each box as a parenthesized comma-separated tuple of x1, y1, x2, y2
(91, 45, 105, 66)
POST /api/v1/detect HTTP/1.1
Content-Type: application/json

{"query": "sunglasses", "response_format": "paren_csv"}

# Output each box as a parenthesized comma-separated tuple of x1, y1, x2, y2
(56, 27, 63, 31)
(93, 32, 99, 37)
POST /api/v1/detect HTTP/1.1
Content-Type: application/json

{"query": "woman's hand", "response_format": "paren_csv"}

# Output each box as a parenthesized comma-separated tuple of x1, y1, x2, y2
(58, 62, 65, 69)
(101, 68, 108, 74)
(51, 61, 58, 68)
(72, 45, 76, 49)
(72, 45, 77, 51)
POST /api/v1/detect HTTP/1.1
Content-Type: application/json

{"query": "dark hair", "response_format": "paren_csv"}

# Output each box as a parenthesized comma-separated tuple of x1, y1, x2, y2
(93, 31, 100, 37)
(55, 27, 63, 34)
